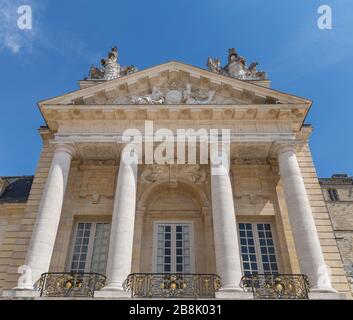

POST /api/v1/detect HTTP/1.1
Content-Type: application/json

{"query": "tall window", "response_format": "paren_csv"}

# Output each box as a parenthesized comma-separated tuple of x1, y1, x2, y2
(327, 188, 340, 201)
(69, 222, 110, 274)
(238, 223, 279, 275)
(155, 223, 193, 273)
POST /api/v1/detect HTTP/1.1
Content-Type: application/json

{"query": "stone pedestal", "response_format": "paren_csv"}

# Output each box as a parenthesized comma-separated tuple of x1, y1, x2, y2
(308, 290, 347, 300)
(2, 289, 40, 299)
(215, 290, 253, 299)
(94, 289, 131, 299)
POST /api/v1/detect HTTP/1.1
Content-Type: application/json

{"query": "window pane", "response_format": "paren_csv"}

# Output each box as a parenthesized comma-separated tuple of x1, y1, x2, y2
(90, 223, 110, 274)
(70, 223, 92, 273)
(239, 223, 279, 276)
(256, 224, 278, 274)
(155, 224, 192, 273)
(175, 225, 191, 273)
(328, 189, 339, 201)
(238, 223, 258, 275)
(156, 224, 173, 273)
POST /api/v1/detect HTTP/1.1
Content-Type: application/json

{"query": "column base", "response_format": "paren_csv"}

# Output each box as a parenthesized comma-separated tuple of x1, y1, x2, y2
(309, 288, 346, 300)
(94, 286, 130, 299)
(215, 287, 253, 299)
(2, 288, 40, 299)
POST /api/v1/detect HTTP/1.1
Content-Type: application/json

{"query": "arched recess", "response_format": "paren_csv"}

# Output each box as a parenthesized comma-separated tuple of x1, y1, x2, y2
(131, 179, 216, 274)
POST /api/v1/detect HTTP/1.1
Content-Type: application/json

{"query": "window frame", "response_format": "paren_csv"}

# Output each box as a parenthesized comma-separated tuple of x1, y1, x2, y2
(152, 221, 195, 274)
(327, 188, 340, 201)
(237, 221, 281, 275)
(67, 221, 111, 274)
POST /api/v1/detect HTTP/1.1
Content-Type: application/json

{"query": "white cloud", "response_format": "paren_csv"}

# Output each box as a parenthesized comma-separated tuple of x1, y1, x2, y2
(4, 34, 21, 53)
(0, 0, 100, 68)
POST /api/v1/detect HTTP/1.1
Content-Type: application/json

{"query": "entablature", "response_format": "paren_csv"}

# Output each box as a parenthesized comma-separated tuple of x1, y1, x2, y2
(42, 103, 307, 132)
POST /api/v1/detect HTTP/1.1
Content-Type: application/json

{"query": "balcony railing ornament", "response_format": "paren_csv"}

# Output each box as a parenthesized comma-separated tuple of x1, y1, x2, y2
(240, 274, 310, 299)
(123, 273, 221, 298)
(35, 273, 106, 297)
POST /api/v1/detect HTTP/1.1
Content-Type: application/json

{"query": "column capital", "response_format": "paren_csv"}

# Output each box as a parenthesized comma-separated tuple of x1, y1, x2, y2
(209, 142, 230, 156)
(119, 143, 141, 164)
(272, 141, 298, 157)
(54, 144, 77, 158)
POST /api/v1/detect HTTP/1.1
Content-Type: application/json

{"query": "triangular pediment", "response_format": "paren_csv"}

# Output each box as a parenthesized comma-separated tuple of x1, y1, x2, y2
(38, 61, 311, 107)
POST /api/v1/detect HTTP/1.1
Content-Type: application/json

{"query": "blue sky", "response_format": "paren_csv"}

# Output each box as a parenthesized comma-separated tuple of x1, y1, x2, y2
(0, 0, 352, 177)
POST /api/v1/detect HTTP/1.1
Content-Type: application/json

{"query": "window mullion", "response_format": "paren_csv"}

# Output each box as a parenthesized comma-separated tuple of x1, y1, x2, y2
(86, 223, 96, 273)
(171, 225, 176, 273)
(67, 223, 79, 272)
(253, 223, 264, 274)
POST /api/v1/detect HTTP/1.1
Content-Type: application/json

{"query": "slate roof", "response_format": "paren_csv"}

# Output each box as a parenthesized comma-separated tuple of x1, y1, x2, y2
(0, 176, 34, 204)
(319, 174, 353, 186)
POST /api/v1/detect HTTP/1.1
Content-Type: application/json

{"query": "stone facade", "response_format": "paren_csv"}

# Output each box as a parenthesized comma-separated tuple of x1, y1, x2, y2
(320, 174, 353, 292)
(0, 54, 351, 299)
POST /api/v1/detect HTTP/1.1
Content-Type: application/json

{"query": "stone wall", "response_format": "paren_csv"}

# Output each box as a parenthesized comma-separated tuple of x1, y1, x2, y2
(0, 141, 54, 291)
(48, 161, 116, 272)
(0, 204, 26, 291)
(320, 176, 353, 292)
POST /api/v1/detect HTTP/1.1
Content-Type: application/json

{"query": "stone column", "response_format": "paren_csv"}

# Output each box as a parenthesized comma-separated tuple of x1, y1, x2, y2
(275, 143, 336, 292)
(210, 149, 243, 295)
(20, 144, 75, 289)
(131, 207, 146, 273)
(96, 145, 138, 297)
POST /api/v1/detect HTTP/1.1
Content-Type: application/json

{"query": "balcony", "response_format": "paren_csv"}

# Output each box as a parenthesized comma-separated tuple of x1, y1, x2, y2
(240, 274, 310, 299)
(35, 272, 106, 297)
(34, 272, 309, 299)
(123, 273, 221, 298)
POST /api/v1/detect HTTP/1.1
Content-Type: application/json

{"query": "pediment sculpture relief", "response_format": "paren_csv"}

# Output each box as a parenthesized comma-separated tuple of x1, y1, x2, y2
(112, 82, 217, 105)
(140, 165, 167, 184)
(185, 165, 207, 184)
(130, 87, 165, 105)
(207, 48, 267, 80)
(139, 164, 208, 185)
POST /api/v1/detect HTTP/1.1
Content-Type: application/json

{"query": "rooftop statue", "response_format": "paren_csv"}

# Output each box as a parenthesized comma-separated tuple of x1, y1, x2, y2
(207, 48, 266, 80)
(87, 46, 137, 80)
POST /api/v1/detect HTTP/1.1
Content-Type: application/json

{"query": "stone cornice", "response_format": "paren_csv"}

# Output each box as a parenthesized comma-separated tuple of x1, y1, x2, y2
(41, 103, 308, 132)
(51, 132, 296, 144)
(319, 178, 353, 186)
(0, 202, 27, 208)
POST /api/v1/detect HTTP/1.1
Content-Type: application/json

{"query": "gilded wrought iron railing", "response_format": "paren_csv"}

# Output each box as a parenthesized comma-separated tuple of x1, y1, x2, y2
(123, 273, 221, 298)
(35, 272, 106, 297)
(240, 274, 310, 299)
